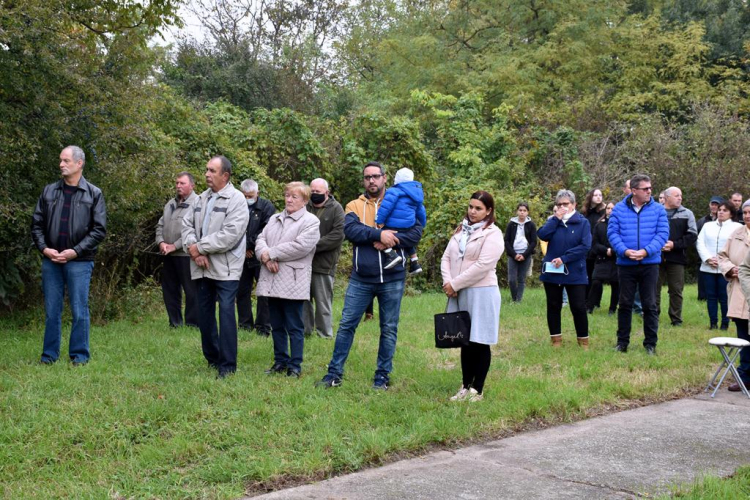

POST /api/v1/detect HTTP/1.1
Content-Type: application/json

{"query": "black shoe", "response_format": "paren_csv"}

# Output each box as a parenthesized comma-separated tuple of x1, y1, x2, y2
(408, 260, 423, 276)
(615, 344, 628, 353)
(671, 321, 683, 327)
(40, 358, 56, 365)
(608, 309, 617, 316)
(71, 359, 88, 366)
(255, 328, 271, 337)
(586, 308, 594, 315)
(372, 377, 390, 391)
(720, 323, 730, 331)
(315, 375, 342, 388)
(286, 368, 301, 378)
(710, 323, 718, 330)
(382, 250, 403, 270)
(645, 345, 656, 356)
(265, 363, 286, 375)
(217, 369, 235, 379)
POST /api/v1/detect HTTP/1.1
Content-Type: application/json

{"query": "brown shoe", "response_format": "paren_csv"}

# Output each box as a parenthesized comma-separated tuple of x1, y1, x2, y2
(364, 313, 374, 321)
(577, 337, 589, 350)
(551, 335, 562, 347)
(728, 382, 744, 392)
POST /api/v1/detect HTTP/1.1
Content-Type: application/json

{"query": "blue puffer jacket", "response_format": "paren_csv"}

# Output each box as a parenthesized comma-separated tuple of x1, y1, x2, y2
(607, 195, 669, 266)
(537, 212, 591, 285)
(375, 181, 427, 229)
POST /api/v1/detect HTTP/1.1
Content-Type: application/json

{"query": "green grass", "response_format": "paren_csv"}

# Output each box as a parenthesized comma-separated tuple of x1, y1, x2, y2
(0, 285, 737, 498)
(662, 466, 750, 499)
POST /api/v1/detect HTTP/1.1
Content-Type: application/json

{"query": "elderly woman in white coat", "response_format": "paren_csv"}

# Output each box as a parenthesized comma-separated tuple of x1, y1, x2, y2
(441, 190, 505, 402)
(697, 201, 742, 330)
(255, 182, 320, 377)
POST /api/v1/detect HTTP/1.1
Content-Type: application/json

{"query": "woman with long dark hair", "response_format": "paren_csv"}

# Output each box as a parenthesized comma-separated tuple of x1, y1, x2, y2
(581, 188, 606, 309)
(586, 201, 619, 315)
(441, 191, 504, 402)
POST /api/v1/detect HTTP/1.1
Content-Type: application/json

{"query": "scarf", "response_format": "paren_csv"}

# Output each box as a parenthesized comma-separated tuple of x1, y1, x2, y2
(459, 220, 485, 258)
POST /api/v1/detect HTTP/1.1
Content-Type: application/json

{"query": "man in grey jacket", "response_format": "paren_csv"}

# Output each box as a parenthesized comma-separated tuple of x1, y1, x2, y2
(182, 156, 249, 378)
(304, 178, 345, 338)
(156, 172, 199, 328)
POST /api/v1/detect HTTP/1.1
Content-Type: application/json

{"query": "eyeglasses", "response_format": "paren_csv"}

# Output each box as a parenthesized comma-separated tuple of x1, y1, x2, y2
(556, 202, 571, 207)
(363, 174, 383, 181)
(634, 186, 652, 191)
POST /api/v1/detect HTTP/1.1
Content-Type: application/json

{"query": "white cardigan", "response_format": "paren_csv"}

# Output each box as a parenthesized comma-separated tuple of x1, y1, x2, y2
(696, 220, 743, 274)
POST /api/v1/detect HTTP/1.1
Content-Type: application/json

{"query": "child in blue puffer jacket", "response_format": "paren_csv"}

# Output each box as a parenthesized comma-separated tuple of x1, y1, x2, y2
(376, 168, 427, 275)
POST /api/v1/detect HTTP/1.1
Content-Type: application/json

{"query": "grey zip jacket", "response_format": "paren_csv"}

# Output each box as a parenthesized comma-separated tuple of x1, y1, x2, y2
(182, 183, 250, 281)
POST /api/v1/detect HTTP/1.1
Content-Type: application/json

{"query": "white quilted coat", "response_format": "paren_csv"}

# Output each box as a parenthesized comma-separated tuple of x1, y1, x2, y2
(255, 207, 320, 300)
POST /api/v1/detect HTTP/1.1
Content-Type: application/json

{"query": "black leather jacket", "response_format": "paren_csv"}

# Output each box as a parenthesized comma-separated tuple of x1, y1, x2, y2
(31, 177, 107, 261)
(245, 197, 276, 267)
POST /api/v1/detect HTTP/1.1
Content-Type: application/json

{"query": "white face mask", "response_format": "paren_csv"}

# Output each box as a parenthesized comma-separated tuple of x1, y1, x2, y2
(247, 198, 257, 207)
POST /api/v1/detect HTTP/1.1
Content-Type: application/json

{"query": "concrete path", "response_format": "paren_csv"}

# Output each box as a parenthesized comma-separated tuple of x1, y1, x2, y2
(251, 392, 750, 499)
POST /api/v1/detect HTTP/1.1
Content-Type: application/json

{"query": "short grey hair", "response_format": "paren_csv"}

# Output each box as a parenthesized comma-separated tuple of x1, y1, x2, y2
(64, 145, 85, 166)
(211, 155, 232, 176)
(241, 179, 258, 193)
(176, 171, 195, 185)
(664, 186, 679, 197)
(310, 178, 329, 190)
(555, 189, 576, 205)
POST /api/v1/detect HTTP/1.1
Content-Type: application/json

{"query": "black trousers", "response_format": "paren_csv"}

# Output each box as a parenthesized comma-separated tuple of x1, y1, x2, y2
(236, 262, 270, 332)
(587, 280, 620, 312)
(161, 255, 199, 328)
(543, 283, 589, 338)
(461, 342, 492, 393)
(617, 264, 659, 348)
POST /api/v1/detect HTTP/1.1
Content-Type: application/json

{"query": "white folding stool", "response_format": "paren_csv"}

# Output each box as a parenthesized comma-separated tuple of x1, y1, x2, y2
(706, 337, 750, 399)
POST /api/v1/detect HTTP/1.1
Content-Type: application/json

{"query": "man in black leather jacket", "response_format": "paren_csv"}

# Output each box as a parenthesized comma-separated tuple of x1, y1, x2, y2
(236, 179, 276, 335)
(31, 146, 106, 365)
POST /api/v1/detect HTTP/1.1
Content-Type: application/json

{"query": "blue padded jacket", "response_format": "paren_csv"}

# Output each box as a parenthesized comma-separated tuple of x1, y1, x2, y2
(537, 211, 591, 285)
(607, 195, 669, 266)
(375, 181, 427, 229)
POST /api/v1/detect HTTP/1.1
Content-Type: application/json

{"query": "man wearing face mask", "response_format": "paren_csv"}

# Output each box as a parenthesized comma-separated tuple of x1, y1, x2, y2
(237, 179, 276, 335)
(303, 178, 345, 339)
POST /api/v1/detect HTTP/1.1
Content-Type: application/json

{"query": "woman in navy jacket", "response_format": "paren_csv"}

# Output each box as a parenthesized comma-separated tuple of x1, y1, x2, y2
(538, 190, 592, 348)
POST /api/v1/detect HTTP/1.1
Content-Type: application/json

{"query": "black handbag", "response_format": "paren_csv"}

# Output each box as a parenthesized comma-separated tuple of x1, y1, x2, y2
(434, 303, 471, 348)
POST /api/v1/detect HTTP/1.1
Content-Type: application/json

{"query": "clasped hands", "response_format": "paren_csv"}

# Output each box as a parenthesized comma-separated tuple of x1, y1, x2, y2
(442, 282, 458, 298)
(43, 248, 77, 263)
(188, 243, 210, 269)
(624, 249, 648, 261)
(260, 250, 279, 273)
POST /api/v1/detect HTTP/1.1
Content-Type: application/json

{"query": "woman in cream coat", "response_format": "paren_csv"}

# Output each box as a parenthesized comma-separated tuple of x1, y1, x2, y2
(255, 182, 320, 378)
(441, 191, 505, 402)
(717, 200, 750, 390)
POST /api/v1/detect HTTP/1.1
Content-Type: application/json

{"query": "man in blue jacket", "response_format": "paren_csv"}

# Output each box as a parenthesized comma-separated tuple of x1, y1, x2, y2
(608, 174, 669, 354)
(316, 162, 423, 391)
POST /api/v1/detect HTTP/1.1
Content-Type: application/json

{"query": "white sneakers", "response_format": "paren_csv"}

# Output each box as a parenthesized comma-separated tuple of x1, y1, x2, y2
(450, 386, 483, 402)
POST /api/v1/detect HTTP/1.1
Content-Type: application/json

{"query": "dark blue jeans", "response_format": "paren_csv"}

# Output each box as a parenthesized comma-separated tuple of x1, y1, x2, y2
(197, 278, 239, 373)
(268, 298, 305, 372)
(326, 278, 405, 384)
(617, 264, 659, 348)
(734, 319, 750, 383)
(701, 272, 729, 327)
(41, 258, 94, 363)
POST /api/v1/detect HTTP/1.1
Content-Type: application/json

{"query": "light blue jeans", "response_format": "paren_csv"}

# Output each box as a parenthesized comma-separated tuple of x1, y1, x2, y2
(41, 258, 94, 363)
(326, 278, 405, 384)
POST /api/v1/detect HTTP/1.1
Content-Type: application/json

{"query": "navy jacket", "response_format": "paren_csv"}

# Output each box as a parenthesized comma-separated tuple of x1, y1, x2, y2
(375, 181, 426, 229)
(537, 212, 591, 285)
(345, 212, 423, 284)
(607, 195, 669, 266)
